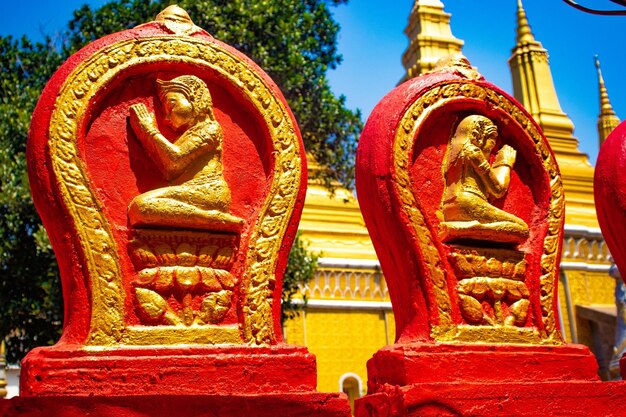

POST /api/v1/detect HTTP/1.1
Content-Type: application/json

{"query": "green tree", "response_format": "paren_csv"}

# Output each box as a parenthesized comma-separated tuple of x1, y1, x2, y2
(0, 36, 65, 363)
(0, 0, 360, 362)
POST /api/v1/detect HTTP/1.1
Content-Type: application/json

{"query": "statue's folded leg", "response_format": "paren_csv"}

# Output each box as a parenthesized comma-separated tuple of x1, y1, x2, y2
(453, 192, 527, 228)
(128, 187, 242, 232)
(441, 193, 529, 243)
(477, 204, 528, 231)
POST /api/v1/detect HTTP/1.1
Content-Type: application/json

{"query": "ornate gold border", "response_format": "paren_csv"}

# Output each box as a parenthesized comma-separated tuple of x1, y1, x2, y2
(392, 81, 564, 344)
(49, 35, 301, 346)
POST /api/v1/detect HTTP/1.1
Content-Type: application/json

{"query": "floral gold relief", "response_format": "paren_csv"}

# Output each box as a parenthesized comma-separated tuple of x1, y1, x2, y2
(49, 34, 301, 346)
(392, 81, 564, 344)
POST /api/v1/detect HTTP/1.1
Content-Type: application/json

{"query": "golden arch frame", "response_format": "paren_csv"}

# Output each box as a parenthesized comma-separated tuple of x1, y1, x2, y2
(392, 81, 564, 344)
(48, 35, 302, 346)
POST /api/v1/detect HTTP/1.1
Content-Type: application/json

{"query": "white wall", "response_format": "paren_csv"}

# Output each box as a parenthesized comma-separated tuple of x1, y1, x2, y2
(5, 366, 19, 398)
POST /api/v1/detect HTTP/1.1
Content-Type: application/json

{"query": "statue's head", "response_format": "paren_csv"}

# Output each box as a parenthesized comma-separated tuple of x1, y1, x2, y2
(156, 75, 213, 131)
(456, 115, 498, 155)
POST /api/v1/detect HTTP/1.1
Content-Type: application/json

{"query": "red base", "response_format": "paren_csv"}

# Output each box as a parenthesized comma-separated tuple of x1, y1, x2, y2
(355, 342, 621, 416)
(0, 393, 351, 417)
(365, 343, 600, 389)
(20, 344, 317, 396)
(355, 381, 626, 417)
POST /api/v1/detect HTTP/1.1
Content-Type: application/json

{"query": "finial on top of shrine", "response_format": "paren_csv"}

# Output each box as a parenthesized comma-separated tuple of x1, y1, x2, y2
(155, 5, 203, 35)
(432, 54, 483, 81)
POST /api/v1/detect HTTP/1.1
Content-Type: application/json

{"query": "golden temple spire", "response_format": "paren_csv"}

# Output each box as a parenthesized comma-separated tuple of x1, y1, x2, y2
(595, 55, 621, 146)
(509, 0, 576, 144)
(515, 0, 535, 44)
(401, 0, 464, 82)
(508, 1, 597, 227)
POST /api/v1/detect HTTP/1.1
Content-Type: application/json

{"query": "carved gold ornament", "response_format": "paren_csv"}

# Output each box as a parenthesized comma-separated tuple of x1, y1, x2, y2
(439, 115, 529, 244)
(154, 5, 203, 36)
(393, 81, 564, 344)
(128, 75, 244, 232)
(129, 230, 238, 327)
(49, 31, 301, 346)
(450, 246, 530, 327)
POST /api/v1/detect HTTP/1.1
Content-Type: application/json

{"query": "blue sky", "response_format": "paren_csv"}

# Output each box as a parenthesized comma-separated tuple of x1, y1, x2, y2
(2, 0, 625, 163)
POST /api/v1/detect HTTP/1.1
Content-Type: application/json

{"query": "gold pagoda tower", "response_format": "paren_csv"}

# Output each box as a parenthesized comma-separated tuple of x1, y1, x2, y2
(595, 55, 621, 146)
(401, 0, 463, 81)
(508, 0, 598, 228)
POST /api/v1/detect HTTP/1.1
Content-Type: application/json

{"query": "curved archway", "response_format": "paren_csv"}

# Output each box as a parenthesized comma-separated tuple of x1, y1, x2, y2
(339, 372, 363, 412)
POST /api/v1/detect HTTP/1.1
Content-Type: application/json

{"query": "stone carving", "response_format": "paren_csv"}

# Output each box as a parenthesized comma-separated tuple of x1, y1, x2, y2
(440, 115, 529, 244)
(354, 56, 622, 417)
(27, 5, 303, 349)
(129, 75, 243, 232)
(154, 5, 202, 36)
(21, 9, 351, 411)
(449, 246, 529, 327)
(128, 230, 238, 326)
(362, 60, 564, 344)
(436, 114, 531, 331)
(127, 75, 244, 327)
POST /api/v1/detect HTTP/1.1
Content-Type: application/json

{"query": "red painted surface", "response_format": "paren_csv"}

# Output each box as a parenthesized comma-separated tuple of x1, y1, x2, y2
(20, 345, 317, 396)
(365, 343, 600, 388)
(356, 71, 556, 342)
(18, 15, 351, 417)
(596, 121, 626, 284)
(595, 121, 626, 380)
(355, 381, 626, 417)
(0, 393, 350, 417)
(355, 71, 626, 415)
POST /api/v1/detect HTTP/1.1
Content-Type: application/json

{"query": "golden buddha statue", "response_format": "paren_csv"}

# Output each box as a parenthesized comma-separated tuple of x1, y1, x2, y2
(439, 115, 529, 244)
(128, 75, 243, 232)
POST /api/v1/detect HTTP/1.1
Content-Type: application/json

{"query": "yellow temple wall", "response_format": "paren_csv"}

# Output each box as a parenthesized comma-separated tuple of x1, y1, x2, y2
(558, 225, 614, 340)
(283, 266, 395, 394)
(285, 308, 394, 395)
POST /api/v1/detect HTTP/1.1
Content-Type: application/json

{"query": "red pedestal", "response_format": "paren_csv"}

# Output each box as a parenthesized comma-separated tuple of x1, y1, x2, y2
(365, 343, 599, 387)
(0, 394, 350, 417)
(356, 342, 626, 416)
(356, 381, 626, 417)
(355, 344, 626, 417)
(20, 345, 317, 396)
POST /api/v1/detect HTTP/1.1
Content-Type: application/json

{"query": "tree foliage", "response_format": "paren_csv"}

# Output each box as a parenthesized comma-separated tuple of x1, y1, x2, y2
(0, 0, 359, 362)
(0, 36, 65, 363)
